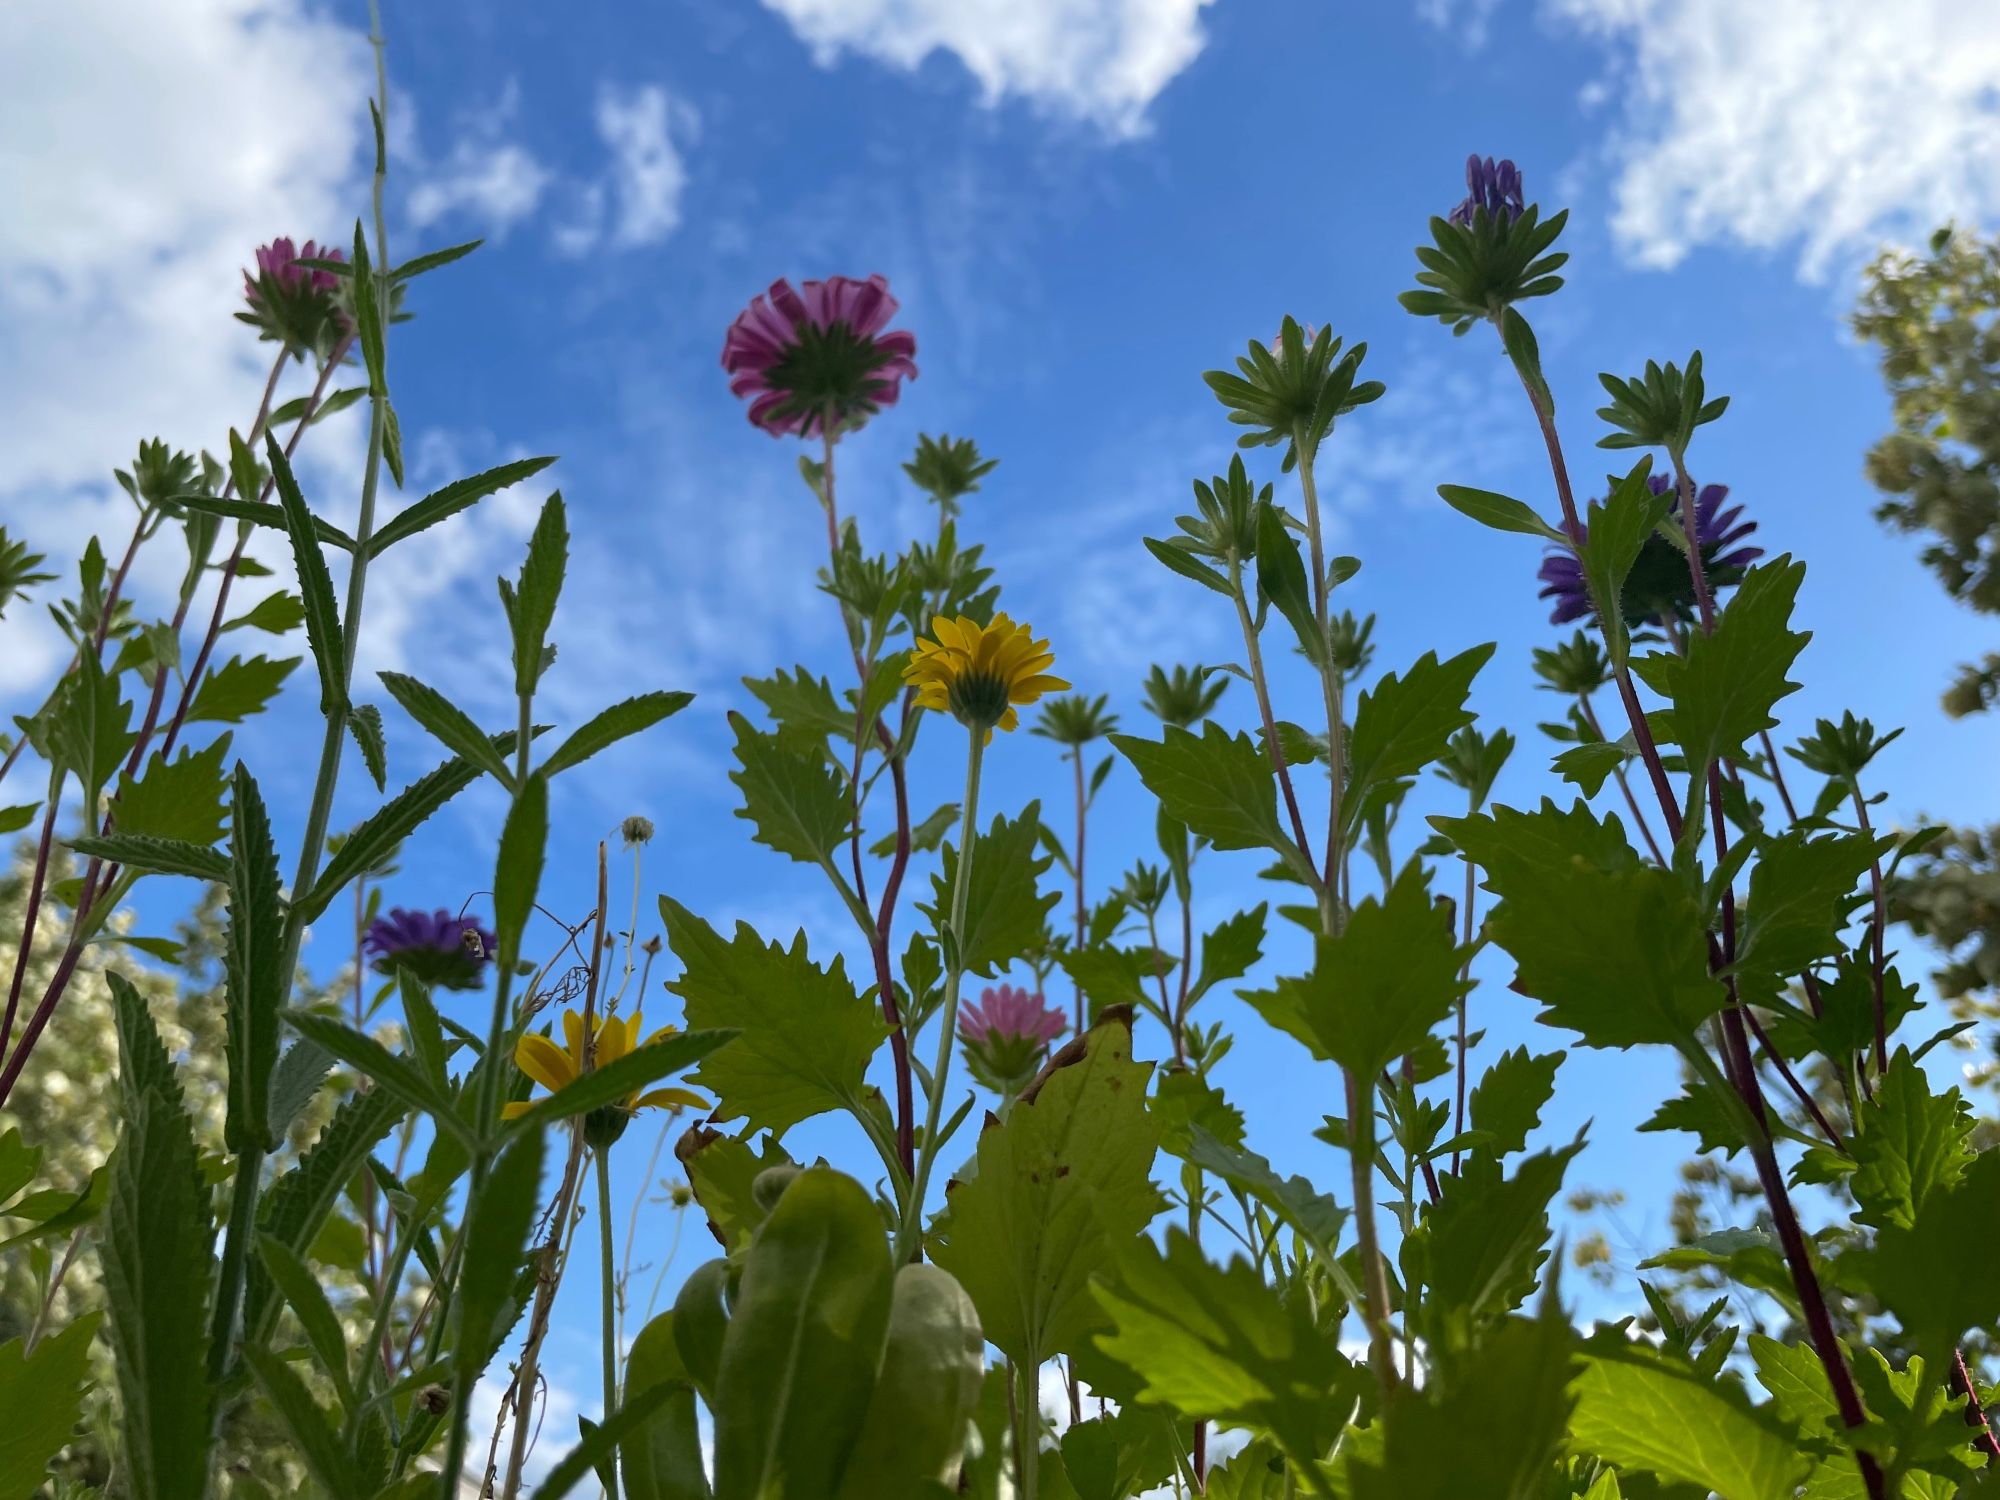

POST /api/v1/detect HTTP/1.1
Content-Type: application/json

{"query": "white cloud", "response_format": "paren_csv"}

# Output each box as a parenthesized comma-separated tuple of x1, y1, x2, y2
(1417, 0, 1503, 48)
(1544, 0, 2000, 278)
(405, 81, 553, 236)
(759, 0, 1216, 137)
(556, 84, 698, 256)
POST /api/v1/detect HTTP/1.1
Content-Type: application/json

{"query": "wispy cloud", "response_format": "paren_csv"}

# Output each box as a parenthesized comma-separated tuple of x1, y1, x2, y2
(405, 80, 554, 237)
(555, 84, 699, 257)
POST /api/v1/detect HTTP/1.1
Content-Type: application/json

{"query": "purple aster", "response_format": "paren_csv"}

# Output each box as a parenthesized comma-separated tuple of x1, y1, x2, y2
(365, 907, 498, 992)
(959, 984, 1066, 1094)
(1450, 155, 1525, 229)
(720, 274, 918, 439)
(1537, 477, 1764, 629)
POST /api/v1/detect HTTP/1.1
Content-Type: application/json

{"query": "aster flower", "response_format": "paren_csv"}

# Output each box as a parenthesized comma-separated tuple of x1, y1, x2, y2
(238, 236, 351, 357)
(720, 274, 917, 439)
(905, 612, 1068, 736)
(959, 985, 1066, 1094)
(1536, 478, 1764, 629)
(365, 907, 497, 991)
(1450, 155, 1524, 229)
(502, 1008, 706, 1146)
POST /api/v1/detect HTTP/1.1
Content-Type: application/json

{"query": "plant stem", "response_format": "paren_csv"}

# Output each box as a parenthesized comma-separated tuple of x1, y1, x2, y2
(1453, 790, 1476, 1176)
(1576, 694, 1667, 864)
(1014, 1354, 1040, 1500)
(1072, 744, 1088, 1031)
(1227, 557, 1319, 882)
(1292, 425, 1345, 920)
(1849, 785, 1891, 1075)
(595, 1148, 622, 1500)
(896, 729, 986, 1262)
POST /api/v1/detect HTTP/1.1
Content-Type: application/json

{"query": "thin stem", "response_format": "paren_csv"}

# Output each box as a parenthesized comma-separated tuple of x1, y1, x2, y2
(1849, 785, 1891, 1076)
(1014, 1355, 1039, 1500)
(619, 1115, 674, 1358)
(1951, 1348, 2000, 1465)
(1452, 790, 1476, 1176)
(896, 730, 986, 1262)
(1577, 694, 1667, 864)
(595, 1149, 622, 1499)
(1292, 426, 1345, 920)
(1344, 1070, 1399, 1397)
(1071, 745, 1088, 1032)
(0, 795, 60, 1064)
(1227, 557, 1319, 882)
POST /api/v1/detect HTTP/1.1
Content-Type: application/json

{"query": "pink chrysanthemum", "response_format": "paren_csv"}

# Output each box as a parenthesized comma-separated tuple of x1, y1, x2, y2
(959, 985, 1066, 1094)
(720, 274, 918, 439)
(245, 237, 345, 302)
(239, 236, 350, 356)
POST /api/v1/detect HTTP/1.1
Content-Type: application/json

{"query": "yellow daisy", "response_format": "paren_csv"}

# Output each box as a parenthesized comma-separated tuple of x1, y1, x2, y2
(502, 1008, 705, 1132)
(904, 612, 1069, 735)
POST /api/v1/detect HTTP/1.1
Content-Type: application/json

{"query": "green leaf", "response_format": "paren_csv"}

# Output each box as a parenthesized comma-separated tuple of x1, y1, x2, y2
(1243, 864, 1466, 1078)
(543, 690, 693, 778)
(1639, 1080, 1746, 1156)
(672, 1260, 731, 1401)
(711, 1168, 894, 1500)
(532, 1385, 675, 1500)
(1057, 945, 1159, 1023)
(282, 1010, 468, 1141)
(663, 897, 888, 1135)
(502, 1029, 736, 1135)
(455, 1127, 545, 1385)
(1853, 1135, 2000, 1366)
(170, 493, 358, 551)
(1846, 1053, 1975, 1231)
(187, 654, 300, 724)
(107, 737, 230, 846)
(242, 1344, 360, 1499)
(677, 1129, 797, 1255)
(1255, 503, 1321, 664)
(926, 802, 1058, 978)
(622, 1312, 713, 1500)
(300, 736, 518, 922)
(252, 1234, 355, 1409)
(1344, 644, 1495, 834)
(871, 801, 958, 857)
(833, 1264, 986, 1498)
(1189, 902, 1267, 1002)
(222, 590, 308, 636)
(1145, 536, 1232, 595)
(1552, 740, 1630, 797)
(389, 238, 483, 280)
(379, 671, 511, 783)
(223, 764, 285, 1152)
(727, 710, 852, 869)
(1440, 801, 1723, 1049)
(744, 666, 852, 745)
(0, 803, 38, 835)
(509, 492, 567, 697)
(347, 705, 387, 791)
(1576, 462, 1673, 668)
(1437, 484, 1563, 540)
(1732, 829, 1886, 996)
(1569, 1342, 1809, 1500)
(1749, 1332, 1844, 1443)
(1112, 725, 1300, 874)
(1406, 1139, 1582, 1340)
(0, 1127, 39, 1208)
(263, 431, 346, 715)
(1180, 1127, 1346, 1270)
(929, 1016, 1161, 1365)
(1094, 1229, 1353, 1472)
(1467, 1047, 1564, 1158)
(104, 1002, 215, 1500)
(41, 649, 133, 808)
(0, 1312, 103, 1500)
(1646, 558, 1810, 774)
(66, 832, 228, 883)
(352, 221, 386, 395)
(364, 456, 557, 557)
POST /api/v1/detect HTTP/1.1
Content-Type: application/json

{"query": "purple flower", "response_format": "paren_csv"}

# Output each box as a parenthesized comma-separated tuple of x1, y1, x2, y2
(240, 236, 350, 356)
(245, 237, 345, 302)
(1450, 155, 1525, 229)
(721, 275, 918, 439)
(958, 984, 1066, 1093)
(1537, 477, 1765, 629)
(365, 907, 498, 992)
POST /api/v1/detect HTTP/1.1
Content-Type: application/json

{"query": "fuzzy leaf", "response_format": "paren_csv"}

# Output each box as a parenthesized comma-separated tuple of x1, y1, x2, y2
(364, 456, 557, 557)
(455, 1128, 545, 1385)
(379, 671, 511, 783)
(262, 432, 345, 714)
(223, 764, 285, 1152)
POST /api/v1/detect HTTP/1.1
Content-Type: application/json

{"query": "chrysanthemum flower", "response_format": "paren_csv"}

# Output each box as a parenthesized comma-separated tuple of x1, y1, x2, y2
(720, 274, 918, 439)
(365, 907, 497, 992)
(1450, 155, 1524, 228)
(1537, 478, 1763, 628)
(959, 984, 1066, 1093)
(239, 236, 350, 355)
(503, 1008, 705, 1146)
(904, 612, 1068, 735)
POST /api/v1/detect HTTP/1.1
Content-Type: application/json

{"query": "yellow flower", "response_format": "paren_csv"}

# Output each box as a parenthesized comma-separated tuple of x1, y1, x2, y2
(904, 612, 1069, 734)
(501, 1008, 706, 1125)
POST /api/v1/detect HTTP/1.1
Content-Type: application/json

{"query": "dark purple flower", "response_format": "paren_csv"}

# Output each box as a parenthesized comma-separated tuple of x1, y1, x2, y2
(1537, 477, 1764, 629)
(958, 984, 1066, 1093)
(365, 907, 497, 992)
(721, 274, 918, 439)
(1450, 155, 1525, 229)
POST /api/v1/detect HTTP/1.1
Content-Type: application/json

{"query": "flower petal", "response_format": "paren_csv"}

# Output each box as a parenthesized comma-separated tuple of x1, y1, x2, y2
(516, 1032, 576, 1094)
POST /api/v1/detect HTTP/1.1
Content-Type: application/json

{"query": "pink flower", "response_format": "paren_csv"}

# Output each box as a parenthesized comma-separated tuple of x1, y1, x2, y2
(245, 237, 345, 302)
(240, 237, 350, 357)
(959, 985, 1066, 1093)
(720, 274, 918, 438)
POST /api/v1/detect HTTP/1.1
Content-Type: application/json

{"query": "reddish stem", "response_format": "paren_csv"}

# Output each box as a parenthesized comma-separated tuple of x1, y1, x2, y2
(0, 800, 61, 1061)
(1576, 694, 1668, 864)
(1952, 1348, 2000, 1465)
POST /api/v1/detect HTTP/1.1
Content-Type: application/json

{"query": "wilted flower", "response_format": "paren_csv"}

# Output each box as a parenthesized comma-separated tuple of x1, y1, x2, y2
(1450, 155, 1524, 229)
(905, 613, 1068, 735)
(239, 237, 350, 356)
(1537, 478, 1763, 629)
(503, 1009, 705, 1147)
(365, 907, 497, 991)
(721, 274, 917, 439)
(959, 985, 1066, 1094)
(621, 815, 655, 847)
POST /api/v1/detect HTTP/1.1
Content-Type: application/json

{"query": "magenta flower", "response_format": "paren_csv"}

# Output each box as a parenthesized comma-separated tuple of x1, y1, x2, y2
(239, 236, 351, 357)
(720, 274, 918, 439)
(1537, 477, 1763, 628)
(245, 237, 345, 301)
(959, 984, 1066, 1094)
(365, 907, 497, 992)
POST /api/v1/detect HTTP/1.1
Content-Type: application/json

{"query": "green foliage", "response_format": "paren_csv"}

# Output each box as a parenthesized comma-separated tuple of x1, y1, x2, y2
(622, 1312, 712, 1500)
(728, 708, 853, 867)
(834, 1264, 986, 1497)
(1343, 644, 1496, 833)
(925, 802, 1059, 978)
(1853, 1146, 2000, 1366)
(1467, 1047, 1564, 1157)
(0, 1313, 102, 1498)
(1112, 723, 1304, 875)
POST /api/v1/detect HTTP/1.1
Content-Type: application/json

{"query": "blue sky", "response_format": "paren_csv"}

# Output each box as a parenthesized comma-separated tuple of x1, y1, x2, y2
(7, 0, 2000, 1452)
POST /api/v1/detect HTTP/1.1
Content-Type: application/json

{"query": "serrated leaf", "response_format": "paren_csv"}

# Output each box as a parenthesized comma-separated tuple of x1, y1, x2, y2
(1408, 1140, 1581, 1339)
(929, 1015, 1161, 1365)
(263, 432, 345, 715)
(1646, 558, 1810, 774)
(1189, 902, 1267, 1002)
(662, 898, 888, 1135)
(1639, 1080, 1745, 1156)
(925, 801, 1058, 978)
(509, 493, 567, 696)
(1343, 644, 1495, 834)
(1852, 1120, 2000, 1366)
(379, 671, 511, 783)
(223, 764, 285, 1152)
(1112, 725, 1299, 873)
(1732, 829, 1887, 996)
(727, 710, 852, 868)
(65, 832, 229, 883)
(1181, 1127, 1346, 1269)
(347, 704, 387, 791)
(1057, 945, 1158, 1022)
(1569, 1342, 1809, 1500)
(108, 736, 231, 846)
(1577, 463, 1673, 667)
(363, 456, 557, 557)
(222, 591, 308, 635)
(282, 1010, 468, 1141)
(1467, 1047, 1564, 1158)
(0, 1312, 103, 1499)
(187, 654, 299, 725)
(543, 690, 692, 778)
(1846, 1053, 1975, 1231)
(744, 666, 852, 745)
(454, 1127, 544, 1385)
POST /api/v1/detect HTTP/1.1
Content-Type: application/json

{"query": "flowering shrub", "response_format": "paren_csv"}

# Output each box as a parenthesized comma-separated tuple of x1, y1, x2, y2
(2, 29, 1999, 1500)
